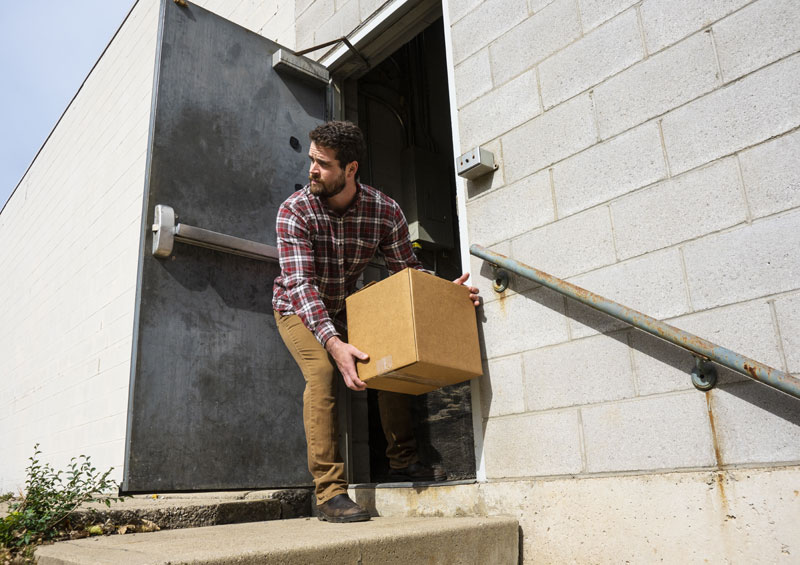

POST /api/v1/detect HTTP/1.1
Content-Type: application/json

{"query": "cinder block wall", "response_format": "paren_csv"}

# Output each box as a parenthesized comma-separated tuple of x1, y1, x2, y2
(451, 0, 800, 560)
(0, 0, 160, 493)
(295, 0, 385, 56)
(0, 0, 296, 493)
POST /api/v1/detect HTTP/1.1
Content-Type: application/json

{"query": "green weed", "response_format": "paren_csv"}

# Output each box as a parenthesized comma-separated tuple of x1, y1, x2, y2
(0, 444, 123, 560)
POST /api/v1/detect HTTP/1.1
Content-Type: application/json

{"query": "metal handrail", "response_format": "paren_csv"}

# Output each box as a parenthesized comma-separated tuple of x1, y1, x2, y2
(470, 244, 800, 401)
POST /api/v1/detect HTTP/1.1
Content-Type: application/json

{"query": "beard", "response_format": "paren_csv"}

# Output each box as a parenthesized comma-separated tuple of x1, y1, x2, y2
(309, 170, 346, 198)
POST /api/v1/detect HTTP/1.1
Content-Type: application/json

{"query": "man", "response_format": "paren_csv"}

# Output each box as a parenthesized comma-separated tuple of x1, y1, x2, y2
(272, 121, 479, 523)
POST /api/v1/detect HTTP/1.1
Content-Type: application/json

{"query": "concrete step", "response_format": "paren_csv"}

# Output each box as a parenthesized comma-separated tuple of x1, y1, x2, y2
(35, 516, 519, 564)
(65, 489, 312, 530)
(0, 489, 313, 544)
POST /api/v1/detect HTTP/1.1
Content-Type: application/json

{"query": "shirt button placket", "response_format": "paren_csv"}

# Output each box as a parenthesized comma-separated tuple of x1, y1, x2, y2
(336, 217, 344, 312)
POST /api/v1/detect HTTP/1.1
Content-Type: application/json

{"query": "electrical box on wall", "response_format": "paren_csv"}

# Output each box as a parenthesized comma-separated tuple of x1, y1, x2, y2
(456, 147, 497, 179)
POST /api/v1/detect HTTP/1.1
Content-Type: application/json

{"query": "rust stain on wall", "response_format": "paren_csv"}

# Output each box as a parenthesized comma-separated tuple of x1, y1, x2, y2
(705, 391, 729, 513)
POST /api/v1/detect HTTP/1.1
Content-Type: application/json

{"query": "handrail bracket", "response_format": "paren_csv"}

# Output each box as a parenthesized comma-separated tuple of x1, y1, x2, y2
(691, 357, 718, 391)
(490, 265, 510, 293)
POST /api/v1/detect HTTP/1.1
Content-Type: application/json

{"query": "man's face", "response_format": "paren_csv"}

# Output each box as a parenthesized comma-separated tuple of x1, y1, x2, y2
(308, 142, 347, 198)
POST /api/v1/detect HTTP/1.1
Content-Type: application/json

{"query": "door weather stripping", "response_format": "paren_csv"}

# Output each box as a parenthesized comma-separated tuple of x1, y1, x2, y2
(471, 244, 800, 400)
(152, 204, 278, 262)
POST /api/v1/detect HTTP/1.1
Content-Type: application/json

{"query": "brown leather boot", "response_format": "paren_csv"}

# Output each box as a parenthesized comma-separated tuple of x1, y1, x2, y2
(316, 494, 371, 523)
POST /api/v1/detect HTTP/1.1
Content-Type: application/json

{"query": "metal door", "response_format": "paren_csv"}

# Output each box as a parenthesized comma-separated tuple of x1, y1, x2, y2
(123, 0, 327, 492)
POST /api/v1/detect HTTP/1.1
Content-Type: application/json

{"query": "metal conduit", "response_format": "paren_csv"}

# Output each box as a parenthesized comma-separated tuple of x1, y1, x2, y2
(470, 244, 800, 401)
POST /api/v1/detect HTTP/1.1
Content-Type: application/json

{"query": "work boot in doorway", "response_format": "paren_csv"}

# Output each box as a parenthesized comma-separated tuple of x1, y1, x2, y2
(388, 461, 447, 482)
(316, 494, 371, 523)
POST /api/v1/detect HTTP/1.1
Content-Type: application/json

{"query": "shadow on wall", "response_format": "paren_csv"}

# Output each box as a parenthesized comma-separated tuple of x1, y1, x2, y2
(474, 257, 800, 437)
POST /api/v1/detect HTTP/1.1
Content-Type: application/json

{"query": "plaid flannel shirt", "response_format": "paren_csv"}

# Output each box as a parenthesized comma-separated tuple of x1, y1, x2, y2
(272, 183, 423, 346)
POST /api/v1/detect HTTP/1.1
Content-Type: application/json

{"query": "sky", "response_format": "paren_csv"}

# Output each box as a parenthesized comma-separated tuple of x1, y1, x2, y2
(0, 0, 136, 210)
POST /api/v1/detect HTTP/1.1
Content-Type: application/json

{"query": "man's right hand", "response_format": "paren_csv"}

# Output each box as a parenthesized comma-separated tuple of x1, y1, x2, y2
(325, 336, 369, 391)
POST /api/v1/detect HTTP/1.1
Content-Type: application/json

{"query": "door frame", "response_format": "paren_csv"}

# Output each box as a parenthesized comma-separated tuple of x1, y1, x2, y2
(320, 0, 487, 483)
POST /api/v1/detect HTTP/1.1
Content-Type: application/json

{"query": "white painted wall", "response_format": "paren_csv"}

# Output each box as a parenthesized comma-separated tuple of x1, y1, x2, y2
(0, 0, 297, 494)
(0, 0, 160, 494)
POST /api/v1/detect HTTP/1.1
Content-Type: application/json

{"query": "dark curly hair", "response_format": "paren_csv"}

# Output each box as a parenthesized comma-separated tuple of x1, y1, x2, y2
(309, 121, 365, 168)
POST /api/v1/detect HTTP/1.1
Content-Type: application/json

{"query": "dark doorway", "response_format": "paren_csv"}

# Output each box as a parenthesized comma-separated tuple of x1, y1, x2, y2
(348, 18, 476, 483)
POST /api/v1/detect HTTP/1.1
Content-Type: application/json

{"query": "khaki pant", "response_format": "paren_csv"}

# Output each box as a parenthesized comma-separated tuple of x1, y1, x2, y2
(274, 311, 419, 504)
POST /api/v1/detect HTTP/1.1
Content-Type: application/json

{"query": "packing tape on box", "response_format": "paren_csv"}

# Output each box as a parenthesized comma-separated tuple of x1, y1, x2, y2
(376, 355, 393, 373)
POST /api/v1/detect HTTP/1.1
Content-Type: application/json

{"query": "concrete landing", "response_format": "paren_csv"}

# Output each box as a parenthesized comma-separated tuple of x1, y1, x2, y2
(35, 516, 519, 565)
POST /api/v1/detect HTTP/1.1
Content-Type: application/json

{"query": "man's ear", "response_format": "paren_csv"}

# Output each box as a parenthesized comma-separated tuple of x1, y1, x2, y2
(346, 161, 358, 179)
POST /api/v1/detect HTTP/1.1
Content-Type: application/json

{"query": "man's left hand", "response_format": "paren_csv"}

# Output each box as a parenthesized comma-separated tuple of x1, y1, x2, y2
(453, 273, 480, 306)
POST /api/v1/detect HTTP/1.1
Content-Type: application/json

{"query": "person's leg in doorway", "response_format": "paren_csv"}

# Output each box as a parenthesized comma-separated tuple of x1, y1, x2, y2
(378, 391, 446, 482)
(274, 311, 370, 522)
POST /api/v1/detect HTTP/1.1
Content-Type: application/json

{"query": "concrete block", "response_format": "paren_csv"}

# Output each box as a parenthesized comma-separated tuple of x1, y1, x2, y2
(582, 392, 716, 472)
(358, 0, 386, 22)
(553, 122, 666, 217)
(454, 48, 493, 109)
(714, 0, 800, 82)
(502, 94, 597, 183)
(480, 355, 526, 417)
(478, 468, 800, 565)
(511, 206, 616, 279)
(569, 248, 691, 320)
(578, 0, 638, 32)
(640, 0, 750, 53)
(669, 299, 785, 371)
(295, 0, 335, 48)
(611, 157, 747, 260)
(483, 410, 583, 477)
(774, 292, 800, 374)
(523, 331, 636, 410)
(479, 286, 570, 358)
(739, 130, 800, 219)
(661, 51, 800, 175)
(313, 0, 359, 45)
(447, 0, 483, 25)
(529, 0, 558, 11)
(566, 298, 628, 339)
(539, 9, 643, 109)
(489, 0, 582, 87)
(710, 382, 800, 465)
(458, 68, 541, 149)
(451, 0, 528, 64)
(682, 210, 800, 310)
(466, 169, 553, 247)
(594, 31, 719, 139)
(296, 0, 316, 16)
(630, 329, 697, 396)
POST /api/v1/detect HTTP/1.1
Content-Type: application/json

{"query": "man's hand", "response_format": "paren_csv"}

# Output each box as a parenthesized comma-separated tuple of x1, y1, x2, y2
(453, 273, 481, 306)
(325, 336, 369, 391)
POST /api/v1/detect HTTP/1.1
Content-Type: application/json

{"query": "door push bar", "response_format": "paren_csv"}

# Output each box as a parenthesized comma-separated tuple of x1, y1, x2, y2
(151, 204, 279, 262)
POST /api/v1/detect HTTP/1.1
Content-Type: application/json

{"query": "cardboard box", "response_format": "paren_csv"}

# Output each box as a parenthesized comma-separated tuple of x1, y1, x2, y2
(346, 268, 483, 395)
